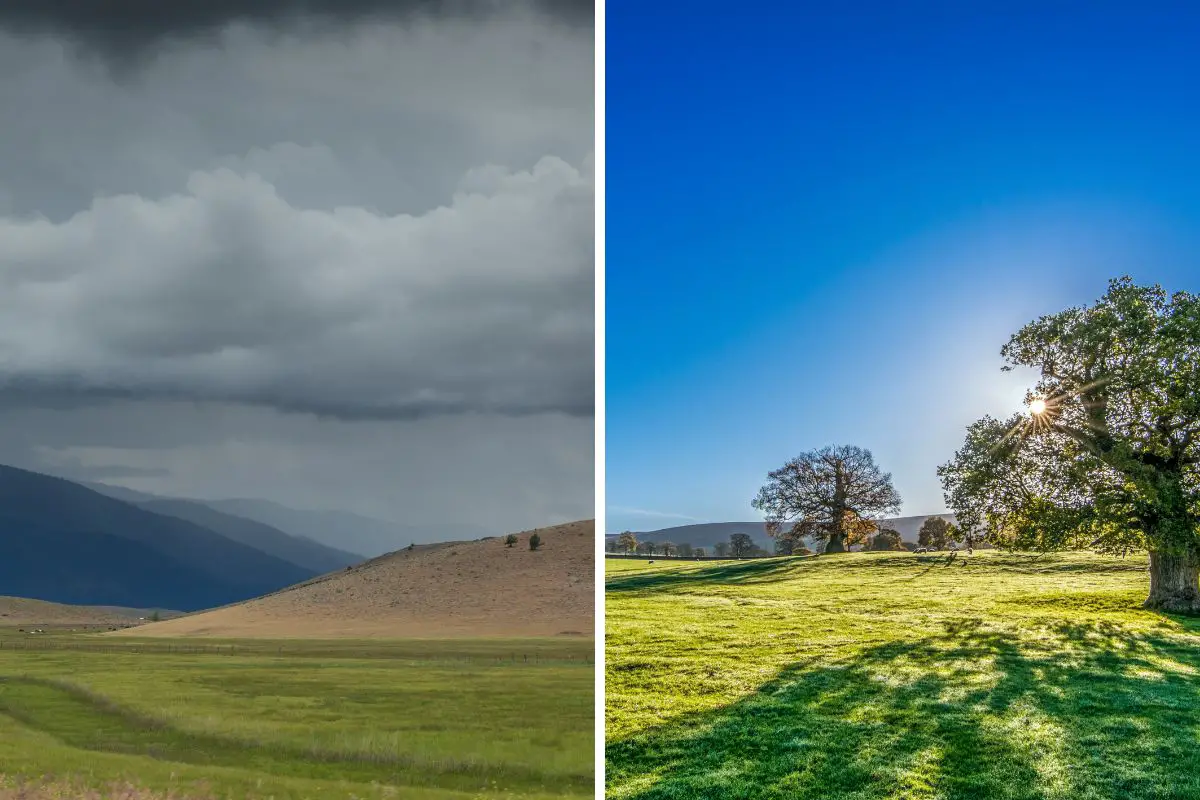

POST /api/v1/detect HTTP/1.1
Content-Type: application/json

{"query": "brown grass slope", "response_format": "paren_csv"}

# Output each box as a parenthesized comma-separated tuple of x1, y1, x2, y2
(0, 596, 147, 627)
(116, 520, 595, 638)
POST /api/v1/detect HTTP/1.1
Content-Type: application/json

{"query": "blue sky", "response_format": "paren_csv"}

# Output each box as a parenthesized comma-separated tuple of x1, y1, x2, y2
(605, 2, 1200, 533)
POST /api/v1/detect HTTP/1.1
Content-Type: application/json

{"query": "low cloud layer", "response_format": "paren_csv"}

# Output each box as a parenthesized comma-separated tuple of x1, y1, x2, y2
(0, 155, 593, 420)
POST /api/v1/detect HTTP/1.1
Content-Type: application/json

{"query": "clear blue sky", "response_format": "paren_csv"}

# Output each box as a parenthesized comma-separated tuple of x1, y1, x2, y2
(605, 2, 1200, 533)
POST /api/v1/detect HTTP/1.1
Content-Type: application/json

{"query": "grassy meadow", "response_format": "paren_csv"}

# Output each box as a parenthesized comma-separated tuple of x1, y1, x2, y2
(606, 551, 1200, 800)
(0, 632, 593, 800)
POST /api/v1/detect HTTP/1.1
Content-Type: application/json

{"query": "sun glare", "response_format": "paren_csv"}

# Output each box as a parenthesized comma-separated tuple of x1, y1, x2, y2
(1029, 398, 1047, 416)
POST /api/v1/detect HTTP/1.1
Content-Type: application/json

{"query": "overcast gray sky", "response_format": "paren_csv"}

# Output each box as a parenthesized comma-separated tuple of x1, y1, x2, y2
(0, 0, 594, 532)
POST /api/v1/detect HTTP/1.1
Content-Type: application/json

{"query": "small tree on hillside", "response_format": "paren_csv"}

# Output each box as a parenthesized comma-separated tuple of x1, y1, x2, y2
(617, 531, 638, 554)
(730, 533, 754, 558)
(869, 528, 905, 551)
(917, 517, 955, 550)
(504, 534, 519, 548)
(529, 533, 542, 551)
(938, 278, 1200, 611)
(753, 445, 902, 554)
(714, 541, 730, 558)
(660, 541, 677, 557)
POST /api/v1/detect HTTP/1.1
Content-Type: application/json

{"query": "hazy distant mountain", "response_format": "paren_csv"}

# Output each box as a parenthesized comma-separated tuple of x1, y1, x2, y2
(137, 498, 364, 573)
(0, 465, 315, 611)
(202, 498, 492, 558)
(81, 481, 161, 504)
(605, 515, 959, 551)
(82, 481, 488, 558)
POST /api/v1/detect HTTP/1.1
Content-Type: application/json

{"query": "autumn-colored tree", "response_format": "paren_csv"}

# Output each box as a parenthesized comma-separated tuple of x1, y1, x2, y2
(616, 531, 638, 554)
(753, 445, 902, 554)
(939, 278, 1200, 612)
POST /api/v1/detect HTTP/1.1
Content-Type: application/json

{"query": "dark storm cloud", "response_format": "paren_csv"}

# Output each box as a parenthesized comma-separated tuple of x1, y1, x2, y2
(0, 0, 594, 530)
(0, 0, 593, 61)
(0, 157, 595, 421)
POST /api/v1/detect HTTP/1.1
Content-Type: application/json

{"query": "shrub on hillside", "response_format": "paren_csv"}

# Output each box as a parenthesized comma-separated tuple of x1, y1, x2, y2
(505, 534, 519, 547)
(868, 529, 906, 551)
(529, 533, 542, 551)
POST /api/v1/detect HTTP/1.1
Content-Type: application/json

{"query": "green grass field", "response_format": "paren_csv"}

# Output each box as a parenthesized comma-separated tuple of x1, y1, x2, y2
(606, 551, 1200, 800)
(0, 632, 593, 800)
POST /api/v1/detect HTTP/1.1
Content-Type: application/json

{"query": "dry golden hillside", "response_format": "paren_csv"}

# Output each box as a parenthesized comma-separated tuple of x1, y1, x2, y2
(0, 596, 148, 627)
(117, 520, 594, 638)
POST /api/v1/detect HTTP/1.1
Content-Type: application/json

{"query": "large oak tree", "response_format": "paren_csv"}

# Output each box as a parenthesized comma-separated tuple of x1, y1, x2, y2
(939, 278, 1200, 611)
(753, 445, 902, 554)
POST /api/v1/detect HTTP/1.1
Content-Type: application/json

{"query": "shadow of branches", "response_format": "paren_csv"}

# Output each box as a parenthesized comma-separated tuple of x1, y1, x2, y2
(606, 620, 1200, 799)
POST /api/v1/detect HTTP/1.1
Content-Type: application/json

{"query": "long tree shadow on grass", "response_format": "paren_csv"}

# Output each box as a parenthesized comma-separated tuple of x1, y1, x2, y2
(607, 554, 1150, 599)
(606, 558, 807, 595)
(606, 620, 1200, 799)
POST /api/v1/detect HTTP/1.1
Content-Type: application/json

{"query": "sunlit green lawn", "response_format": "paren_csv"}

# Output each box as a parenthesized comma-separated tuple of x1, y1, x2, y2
(606, 551, 1200, 800)
(0, 636, 593, 799)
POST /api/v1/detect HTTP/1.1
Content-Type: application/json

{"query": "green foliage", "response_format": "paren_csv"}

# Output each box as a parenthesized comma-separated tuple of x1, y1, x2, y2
(713, 542, 730, 558)
(148, 611, 161, 623)
(528, 533, 542, 551)
(940, 277, 1200, 559)
(676, 543, 694, 558)
(693, 547, 706, 558)
(659, 542, 677, 557)
(616, 531, 638, 554)
(868, 528, 905, 551)
(606, 550, 1200, 799)
(729, 533, 755, 558)
(917, 517, 955, 550)
(504, 534, 519, 548)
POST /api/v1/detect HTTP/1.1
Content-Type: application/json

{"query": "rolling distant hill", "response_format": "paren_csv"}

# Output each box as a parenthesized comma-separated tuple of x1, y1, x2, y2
(122, 520, 595, 638)
(0, 465, 316, 611)
(136, 498, 364, 574)
(82, 481, 492, 559)
(605, 515, 960, 551)
(202, 498, 492, 558)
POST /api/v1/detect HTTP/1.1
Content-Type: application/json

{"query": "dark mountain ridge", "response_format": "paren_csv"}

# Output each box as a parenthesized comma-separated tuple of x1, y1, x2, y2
(136, 498, 362, 574)
(0, 465, 315, 611)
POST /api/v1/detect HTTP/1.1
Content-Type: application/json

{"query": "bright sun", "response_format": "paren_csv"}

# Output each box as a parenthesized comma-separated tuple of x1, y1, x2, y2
(1029, 398, 1047, 415)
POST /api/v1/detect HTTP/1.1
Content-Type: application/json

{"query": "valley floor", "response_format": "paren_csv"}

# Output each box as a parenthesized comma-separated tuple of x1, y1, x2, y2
(0, 633, 593, 800)
(606, 550, 1200, 800)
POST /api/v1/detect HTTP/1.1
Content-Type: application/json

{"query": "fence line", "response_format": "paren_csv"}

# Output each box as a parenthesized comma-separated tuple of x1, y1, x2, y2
(0, 639, 592, 665)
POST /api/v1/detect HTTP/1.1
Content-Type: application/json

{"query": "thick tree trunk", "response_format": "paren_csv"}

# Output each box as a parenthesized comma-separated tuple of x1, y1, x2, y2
(1144, 551, 1200, 613)
(824, 533, 846, 554)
